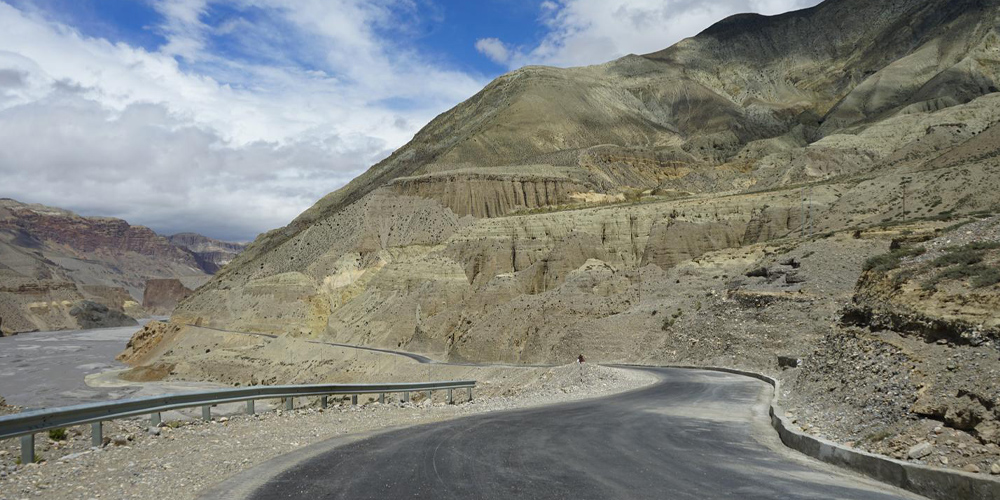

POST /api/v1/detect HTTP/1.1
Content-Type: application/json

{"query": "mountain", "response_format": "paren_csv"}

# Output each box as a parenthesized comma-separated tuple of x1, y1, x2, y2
(127, 0, 1000, 473)
(0, 199, 241, 334)
(167, 233, 247, 274)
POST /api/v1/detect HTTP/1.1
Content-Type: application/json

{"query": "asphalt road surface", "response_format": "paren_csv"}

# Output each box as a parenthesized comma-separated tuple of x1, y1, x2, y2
(231, 367, 921, 500)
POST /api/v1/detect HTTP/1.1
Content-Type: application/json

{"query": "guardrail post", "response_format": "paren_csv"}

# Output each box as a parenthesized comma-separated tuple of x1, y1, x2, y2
(202, 405, 211, 421)
(468, 387, 473, 402)
(246, 400, 255, 415)
(447, 388, 453, 404)
(351, 395, 358, 406)
(91, 422, 103, 447)
(150, 412, 161, 427)
(285, 397, 294, 411)
(20, 434, 34, 464)
(320, 396, 328, 409)
(379, 393, 385, 404)
(403, 391, 410, 403)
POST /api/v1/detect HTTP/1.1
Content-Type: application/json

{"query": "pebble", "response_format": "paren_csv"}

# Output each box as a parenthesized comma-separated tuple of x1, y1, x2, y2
(962, 464, 980, 474)
(991, 462, 1000, 475)
(908, 442, 933, 459)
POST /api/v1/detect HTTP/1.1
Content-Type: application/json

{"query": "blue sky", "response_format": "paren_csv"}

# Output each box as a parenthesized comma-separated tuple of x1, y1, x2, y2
(0, 0, 819, 240)
(5, 0, 552, 87)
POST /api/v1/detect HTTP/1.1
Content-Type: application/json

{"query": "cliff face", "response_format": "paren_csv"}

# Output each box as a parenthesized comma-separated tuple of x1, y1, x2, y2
(0, 199, 216, 333)
(142, 279, 194, 316)
(1, 210, 191, 258)
(388, 171, 588, 218)
(167, 233, 247, 274)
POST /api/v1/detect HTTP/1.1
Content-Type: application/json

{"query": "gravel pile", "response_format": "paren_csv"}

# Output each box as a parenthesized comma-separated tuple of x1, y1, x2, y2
(0, 364, 654, 500)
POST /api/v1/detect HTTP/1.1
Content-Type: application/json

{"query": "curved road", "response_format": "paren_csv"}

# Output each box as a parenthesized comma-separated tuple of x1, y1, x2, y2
(185, 324, 553, 367)
(183, 324, 438, 363)
(217, 367, 921, 500)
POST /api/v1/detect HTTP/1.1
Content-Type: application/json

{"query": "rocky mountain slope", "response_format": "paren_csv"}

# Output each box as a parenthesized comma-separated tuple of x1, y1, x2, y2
(0, 199, 236, 334)
(130, 0, 1000, 475)
(167, 233, 247, 274)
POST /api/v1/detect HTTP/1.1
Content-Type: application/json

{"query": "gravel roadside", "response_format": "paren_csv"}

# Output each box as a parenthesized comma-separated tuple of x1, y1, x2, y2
(0, 364, 655, 500)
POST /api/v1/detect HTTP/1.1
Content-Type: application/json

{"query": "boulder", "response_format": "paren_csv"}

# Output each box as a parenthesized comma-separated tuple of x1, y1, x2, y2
(68, 301, 138, 329)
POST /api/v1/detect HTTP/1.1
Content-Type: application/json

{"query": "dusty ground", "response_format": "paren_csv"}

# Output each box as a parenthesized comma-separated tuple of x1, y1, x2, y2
(0, 364, 655, 500)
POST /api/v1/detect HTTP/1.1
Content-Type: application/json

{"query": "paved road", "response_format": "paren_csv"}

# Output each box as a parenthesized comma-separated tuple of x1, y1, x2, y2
(185, 324, 555, 367)
(233, 367, 921, 500)
(185, 324, 441, 364)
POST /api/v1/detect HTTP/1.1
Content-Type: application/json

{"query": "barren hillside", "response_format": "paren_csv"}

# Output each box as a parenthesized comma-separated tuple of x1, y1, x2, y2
(128, 0, 1000, 475)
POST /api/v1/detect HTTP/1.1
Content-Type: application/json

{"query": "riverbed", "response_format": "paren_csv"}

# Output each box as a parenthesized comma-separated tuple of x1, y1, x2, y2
(0, 323, 151, 409)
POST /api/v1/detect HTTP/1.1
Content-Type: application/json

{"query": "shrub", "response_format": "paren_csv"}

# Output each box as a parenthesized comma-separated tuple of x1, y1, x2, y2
(48, 428, 67, 441)
(932, 250, 983, 268)
(622, 188, 643, 203)
(863, 246, 926, 273)
(864, 254, 901, 273)
(924, 263, 1000, 289)
(972, 268, 1000, 288)
(961, 241, 1000, 251)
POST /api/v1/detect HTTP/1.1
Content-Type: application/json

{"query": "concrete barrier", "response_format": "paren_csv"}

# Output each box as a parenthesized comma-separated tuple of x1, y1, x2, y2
(611, 363, 1000, 500)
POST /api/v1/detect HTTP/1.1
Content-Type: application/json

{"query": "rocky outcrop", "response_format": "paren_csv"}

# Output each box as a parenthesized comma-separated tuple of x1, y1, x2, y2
(81, 285, 141, 313)
(641, 220, 745, 269)
(142, 279, 194, 316)
(388, 171, 588, 218)
(68, 300, 138, 329)
(117, 320, 177, 365)
(842, 216, 1000, 346)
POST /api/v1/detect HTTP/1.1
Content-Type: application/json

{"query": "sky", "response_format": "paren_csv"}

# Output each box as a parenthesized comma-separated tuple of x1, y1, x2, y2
(0, 0, 820, 241)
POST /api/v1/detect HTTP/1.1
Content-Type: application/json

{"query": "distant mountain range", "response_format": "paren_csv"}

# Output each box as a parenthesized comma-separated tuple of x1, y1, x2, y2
(0, 198, 245, 334)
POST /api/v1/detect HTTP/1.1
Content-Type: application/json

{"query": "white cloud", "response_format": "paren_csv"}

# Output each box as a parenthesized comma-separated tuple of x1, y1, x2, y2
(487, 0, 822, 69)
(475, 37, 512, 65)
(0, 1, 487, 240)
(0, 85, 387, 241)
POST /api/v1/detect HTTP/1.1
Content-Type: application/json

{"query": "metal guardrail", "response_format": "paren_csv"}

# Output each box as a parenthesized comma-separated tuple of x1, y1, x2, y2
(0, 380, 475, 464)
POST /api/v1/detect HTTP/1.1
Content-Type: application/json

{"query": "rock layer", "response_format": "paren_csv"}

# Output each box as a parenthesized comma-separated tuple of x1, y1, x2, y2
(0, 198, 242, 333)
